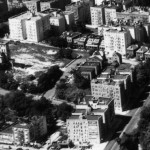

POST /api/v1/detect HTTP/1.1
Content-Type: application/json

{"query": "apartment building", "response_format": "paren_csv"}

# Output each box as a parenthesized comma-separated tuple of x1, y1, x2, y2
(144, 24, 150, 41)
(91, 79, 126, 112)
(86, 34, 101, 51)
(65, 2, 85, 23)
(61, 31, 82, 47)
(66, 115, 103, 145)
(0, 126, 14, 144)
(50, 15, 66, 34)
(86, 96, 115, 128)
(73, 35, 88, 49)
(90, 6, 105, 26)
(7, 0, 24, 11)
(9, 12, 50, 42)
(116, 9, 150, 24)
(40, 0, 58, 11)
(67, 95, 115, 145)
(0, 116, 47, 145)
(24, 0, 40, 14)
(63, 11, 75, 28)
(13, 123, 31, 145)
(104, 7, 117, 25)
(104, 28, 131, 56)
(126, 44, 139, 57)
(145, 50, 150, 60)
(136, 46, 149, 60)
(9, 12, 29, 40)
(95, 0, 103, 5)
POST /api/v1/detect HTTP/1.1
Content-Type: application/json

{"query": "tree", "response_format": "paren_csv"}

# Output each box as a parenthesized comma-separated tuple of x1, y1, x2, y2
(138, 105, 150, 150)
(55, 79, 68, 99)
(37, 65, 63, 92)
(57, 102, 74, 121)
(72, 69, 90, 89)
(134, 61, 149, 87)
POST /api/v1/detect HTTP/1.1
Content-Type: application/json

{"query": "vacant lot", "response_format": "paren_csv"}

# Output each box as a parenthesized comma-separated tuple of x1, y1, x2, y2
(9, 43, 71, 78)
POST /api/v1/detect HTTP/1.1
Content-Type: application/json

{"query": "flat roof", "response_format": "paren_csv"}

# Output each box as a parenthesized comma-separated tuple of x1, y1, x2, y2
(87, 115, 101, 120)
(83, 62, 99, 66)
(68, 115, 80, 120)
(93, 108, 106, 113)
(9, 12, 48, 20)
(13, 123, 30, 129)
(127, 45, 139, 50)
(85, 95, 112, 105)
(79, 67, 95, 72)
(74, 109, 86, 114)
(91, 78, 123, 85)
(113, 74, 128, 80)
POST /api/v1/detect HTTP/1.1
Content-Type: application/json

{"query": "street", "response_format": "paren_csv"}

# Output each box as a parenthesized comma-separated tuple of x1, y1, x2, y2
(105, 84, 150, 150)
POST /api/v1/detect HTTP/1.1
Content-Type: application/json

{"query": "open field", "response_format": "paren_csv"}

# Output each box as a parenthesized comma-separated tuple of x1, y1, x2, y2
(9, 43, 71, 77)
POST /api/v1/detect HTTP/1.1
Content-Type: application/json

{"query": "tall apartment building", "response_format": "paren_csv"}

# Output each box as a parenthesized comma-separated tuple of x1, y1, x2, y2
(104, 7, 117, 25)
(40, 0, 58, 11)
(9, 12, 30, 40)
(7, 0, 24, 11)
(90, 6, 105, 26)
(95, 0, 103, 5)
(50, 15, 66, 34)
(91, 79, 126, 112)
(26, 13, 50, 42)
(13, 116, 47, 145)
(67, 115, 103, 145)
(104, 28, 131, 56)
(64, 11, 75, 28)
(9, 12, 50, 42)
(13, 123, 31, 145)
(24, 0, 40, 14)
(65, 2, 85, 23)
(117, 10, 150, 24)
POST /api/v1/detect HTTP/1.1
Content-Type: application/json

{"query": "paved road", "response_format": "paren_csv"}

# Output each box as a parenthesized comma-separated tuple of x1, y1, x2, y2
(105, 107, 141, 150)
(44, 58, 86, 99)
(106, 85, 150, 150)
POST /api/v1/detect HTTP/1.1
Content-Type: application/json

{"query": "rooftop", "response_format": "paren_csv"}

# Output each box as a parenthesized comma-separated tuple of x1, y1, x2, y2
(79, 67, 95, 72)
(61, 31, 81, 38)
(127, 44, 139, 50)
(87, 115, 101, 120)
(92, 108, 107, 113)
(9, 12, 48, 20)
(13, 123, 31, 129)
(68, 115, 80, 120)
(136, 46, 149, 53)
(91, 78, 123, 85)
(84, 95, 112, 105)
(74, 109, 86, 114)
(83, 62, 99, 67)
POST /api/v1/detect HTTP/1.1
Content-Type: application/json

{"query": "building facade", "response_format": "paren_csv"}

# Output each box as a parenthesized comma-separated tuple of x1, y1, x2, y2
(24, 0, 40, 14)
(50, 15, 66, 34)
(91, 79, 126, 112)
(66, 115, 103, 145)
(9, 12, 50, 42)
(90, 6, 105, 26)
(104, 7, 117, 25)
(104, 28, 131, 56)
